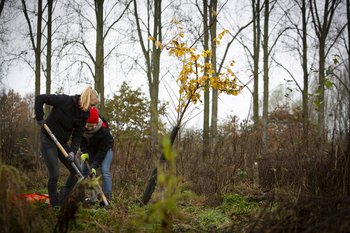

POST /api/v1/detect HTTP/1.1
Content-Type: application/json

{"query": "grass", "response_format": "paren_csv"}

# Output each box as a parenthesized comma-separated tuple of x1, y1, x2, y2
(11, 159, 342, 233)
(220, 193, 262, 216)
(64, 190, 261, 233)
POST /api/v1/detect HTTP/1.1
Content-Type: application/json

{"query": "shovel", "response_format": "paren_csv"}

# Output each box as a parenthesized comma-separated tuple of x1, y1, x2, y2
(43, 124, 84, 178)
(83, 160, 109, 207)
(43, 124, 109, 207)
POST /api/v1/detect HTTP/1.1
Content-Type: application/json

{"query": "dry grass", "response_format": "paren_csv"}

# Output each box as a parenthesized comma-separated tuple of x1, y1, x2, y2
(0, 160, 53, 233)
(2, 108, 350, 232)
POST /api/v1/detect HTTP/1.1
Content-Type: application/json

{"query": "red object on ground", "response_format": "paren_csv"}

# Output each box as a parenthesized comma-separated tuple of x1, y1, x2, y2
(20, 193, 50, 205)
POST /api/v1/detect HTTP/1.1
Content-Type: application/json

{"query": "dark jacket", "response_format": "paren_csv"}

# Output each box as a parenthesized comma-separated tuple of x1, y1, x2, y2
(81, 119, 114, 169)
(35, 94, 89, 154)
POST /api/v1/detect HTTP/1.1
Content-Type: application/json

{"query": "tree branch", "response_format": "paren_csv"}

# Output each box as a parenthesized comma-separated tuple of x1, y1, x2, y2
(104, 0, 133, 39)
(21, 0, 36, 51)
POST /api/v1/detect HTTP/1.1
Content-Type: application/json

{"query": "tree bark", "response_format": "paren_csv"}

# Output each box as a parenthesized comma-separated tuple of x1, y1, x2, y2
(347, 0, 350, 153)
(318, 37, 326, 141)
(253, 0, 261, 126)
(203, 0, 210, 157)
(21, 0, 43, 155)
(0, 0, 5, 17)
(301, 0, 309, 146)
(210, 0, 218, 145)
(45, 0, 53, 115)
(150, 0, 161, 153)
(95, 0, 105, 114)
(134, 0, 162, 153)
(310, 0, 341, 143)
(262, 0, 269, 153)
(35, 0, 43, 96)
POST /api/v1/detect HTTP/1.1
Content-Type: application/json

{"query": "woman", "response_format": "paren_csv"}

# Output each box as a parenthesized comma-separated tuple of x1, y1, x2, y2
(35, 86, 99, 206)
(80, 107, 114, 200)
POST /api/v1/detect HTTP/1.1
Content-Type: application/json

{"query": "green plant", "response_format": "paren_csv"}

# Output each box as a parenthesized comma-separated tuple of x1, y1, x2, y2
(237, 169, 248, 178)
(128, 136, 186, 232)
(72, 208, 121, 232)
(220, 194, 261, 216)
(104, 82, 167, 143)
(197, 209, 231, 231)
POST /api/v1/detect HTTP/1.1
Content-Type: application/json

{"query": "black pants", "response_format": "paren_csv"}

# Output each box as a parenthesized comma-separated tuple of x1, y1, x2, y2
(40, 132, 81, 206)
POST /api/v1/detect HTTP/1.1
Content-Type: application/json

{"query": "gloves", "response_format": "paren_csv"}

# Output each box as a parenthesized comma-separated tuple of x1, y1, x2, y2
(90, 168, 97, 176)
(37, 119, 45, 126)
(66, 152, 75, 163)
(81, 153, 89, 162)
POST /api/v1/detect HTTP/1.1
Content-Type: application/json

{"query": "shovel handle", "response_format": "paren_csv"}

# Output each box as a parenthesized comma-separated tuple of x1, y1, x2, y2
(43, 124, 83, 177)
(84, 160, 109, 206)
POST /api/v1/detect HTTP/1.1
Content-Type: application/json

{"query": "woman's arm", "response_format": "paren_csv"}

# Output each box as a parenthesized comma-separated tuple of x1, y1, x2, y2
(34, 94, 67, 121)
(91, 130, 114, 169)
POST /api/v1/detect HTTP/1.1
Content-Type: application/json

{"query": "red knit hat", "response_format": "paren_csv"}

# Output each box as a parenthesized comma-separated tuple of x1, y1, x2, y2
(87, 107, 99, 124)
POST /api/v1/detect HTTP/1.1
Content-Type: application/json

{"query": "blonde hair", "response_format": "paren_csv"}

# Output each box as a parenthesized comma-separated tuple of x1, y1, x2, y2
(80, 86, 99, 112)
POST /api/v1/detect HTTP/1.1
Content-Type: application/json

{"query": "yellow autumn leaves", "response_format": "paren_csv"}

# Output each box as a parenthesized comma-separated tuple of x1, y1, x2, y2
(148, 22, 242, 111)
(148, 36, 163, 49)
(213, 29, 229, 46)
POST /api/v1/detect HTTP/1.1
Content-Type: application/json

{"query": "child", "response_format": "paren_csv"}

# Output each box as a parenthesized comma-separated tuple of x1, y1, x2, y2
(80, 107, 114, 200)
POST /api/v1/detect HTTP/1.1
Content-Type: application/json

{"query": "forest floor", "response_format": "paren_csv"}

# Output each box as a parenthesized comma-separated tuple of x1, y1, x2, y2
(28, 181, 265, 232)
(3, 162, 350, 233)
(22, 166, 268, 233)
(25, 175, 350, 233)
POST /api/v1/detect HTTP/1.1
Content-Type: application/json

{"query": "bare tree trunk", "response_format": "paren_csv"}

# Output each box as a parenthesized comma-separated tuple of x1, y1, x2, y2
(301, 0, 309, 146)
(0, 0, 5, 17)
(253, 0, 261, 126)
(210, 0, 218, 145)
(21, 0, 43, 96)
(95, 0, 105, 114)
(203, 0, 210, 157)
(150, 0, 161, 152)
(318, 38, 326, 141)
(262, 0, 269, 153)
(134, 0, 162, 152)
(347, 0, 350, 153)
(67, 1, 131, 114)
(45, 0, 53, 115)
(35, 0, 42, 96)
(310, 0, 341, 143)
(21, 0, 43, 154)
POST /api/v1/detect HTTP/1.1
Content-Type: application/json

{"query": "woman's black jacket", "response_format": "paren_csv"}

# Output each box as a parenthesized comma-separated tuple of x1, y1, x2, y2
(35, 94, 89, 154)
(81, 122, 114, 169)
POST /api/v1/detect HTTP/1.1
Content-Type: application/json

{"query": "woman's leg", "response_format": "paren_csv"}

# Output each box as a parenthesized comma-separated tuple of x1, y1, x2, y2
(59, 151, 82, 204)
(101, 149, 113, 199)
(40, 132, 60, 206)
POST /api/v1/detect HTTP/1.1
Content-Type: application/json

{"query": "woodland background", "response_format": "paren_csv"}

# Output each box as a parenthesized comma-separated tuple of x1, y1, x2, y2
(1, 0, 350, 232)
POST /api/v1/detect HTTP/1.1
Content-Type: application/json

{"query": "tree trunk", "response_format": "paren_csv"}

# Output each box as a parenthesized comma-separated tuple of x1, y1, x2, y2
(310, 0, 341, 143)
(0, 0, 5, 17)
(95, 0, 105, 114)
(21, 0, 43, 155)
(203, 0, 210, 157)
(262, 0, 269, 153)
(301, 0, 309, 146)
(35, 0, 43, 96)
(210, 0, 218, 145)
(253, 0, 261, 126)
(347, 0, 350, 153)
(150, 0, 162, 152)
(318, 37, 326, 142)
(45, 0, 53, 115)
(134, 0, 162, 153)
